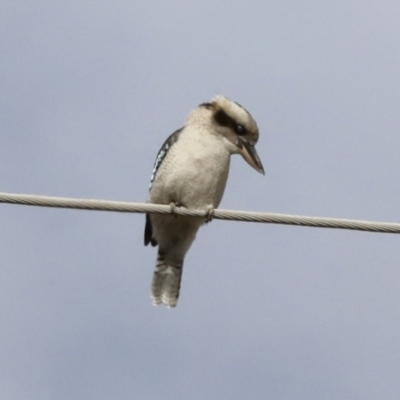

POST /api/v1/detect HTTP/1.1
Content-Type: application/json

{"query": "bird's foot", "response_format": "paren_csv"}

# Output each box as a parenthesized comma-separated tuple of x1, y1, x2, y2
(204, 205, 215, 223)
(169, 202, 179, 218)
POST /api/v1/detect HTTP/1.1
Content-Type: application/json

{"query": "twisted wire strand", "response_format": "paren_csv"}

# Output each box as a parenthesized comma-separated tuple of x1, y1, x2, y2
(1, 192, 399, 234)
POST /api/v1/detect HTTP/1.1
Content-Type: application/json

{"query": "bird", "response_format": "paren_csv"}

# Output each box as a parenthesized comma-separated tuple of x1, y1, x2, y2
(144, 95, 264, 308)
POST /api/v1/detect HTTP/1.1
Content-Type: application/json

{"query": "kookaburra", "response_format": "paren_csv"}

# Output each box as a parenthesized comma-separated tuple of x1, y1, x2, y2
(145, 95, 264, 307)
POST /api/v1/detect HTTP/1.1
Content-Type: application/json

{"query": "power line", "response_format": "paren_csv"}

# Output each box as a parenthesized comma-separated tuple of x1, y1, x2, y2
(0, 191, 399, 234)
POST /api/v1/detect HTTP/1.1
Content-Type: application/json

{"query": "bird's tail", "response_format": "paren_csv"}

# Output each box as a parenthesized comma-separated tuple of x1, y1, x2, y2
(151, 251, 183, 308)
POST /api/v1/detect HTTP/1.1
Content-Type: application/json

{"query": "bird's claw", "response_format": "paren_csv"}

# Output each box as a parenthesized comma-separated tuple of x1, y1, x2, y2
(205, 206, 215, 223)
(169, 202, 178, 218)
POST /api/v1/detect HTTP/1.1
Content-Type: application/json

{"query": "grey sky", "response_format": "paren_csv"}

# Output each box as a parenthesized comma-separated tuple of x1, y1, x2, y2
(1, 1, 400, 399)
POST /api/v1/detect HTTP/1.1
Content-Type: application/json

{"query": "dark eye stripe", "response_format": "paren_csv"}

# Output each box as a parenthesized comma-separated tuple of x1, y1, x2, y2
(214, 109, 248, 137)
(214, 109, 239, 130)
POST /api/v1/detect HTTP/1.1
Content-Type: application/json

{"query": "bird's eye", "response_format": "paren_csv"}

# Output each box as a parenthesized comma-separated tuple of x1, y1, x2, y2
(235, 124, 246, 135)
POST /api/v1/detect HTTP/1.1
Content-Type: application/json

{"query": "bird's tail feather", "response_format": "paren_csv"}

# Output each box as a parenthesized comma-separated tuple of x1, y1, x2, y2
(151, 252, 183, 308)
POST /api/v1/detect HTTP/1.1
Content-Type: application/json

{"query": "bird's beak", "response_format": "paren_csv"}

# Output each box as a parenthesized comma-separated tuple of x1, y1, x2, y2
(237, 138, 265, 175)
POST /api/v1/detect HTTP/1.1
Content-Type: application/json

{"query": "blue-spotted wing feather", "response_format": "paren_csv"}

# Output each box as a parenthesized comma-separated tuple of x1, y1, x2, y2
(148, 128, 182, 190)
(144, 128, 182, 247)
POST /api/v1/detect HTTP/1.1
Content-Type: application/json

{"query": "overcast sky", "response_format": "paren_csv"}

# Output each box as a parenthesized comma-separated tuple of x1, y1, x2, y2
(1, 1, 400, 399)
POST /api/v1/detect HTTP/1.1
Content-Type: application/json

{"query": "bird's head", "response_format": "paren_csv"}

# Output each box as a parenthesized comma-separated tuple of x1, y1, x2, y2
(190, 95, 264, 175)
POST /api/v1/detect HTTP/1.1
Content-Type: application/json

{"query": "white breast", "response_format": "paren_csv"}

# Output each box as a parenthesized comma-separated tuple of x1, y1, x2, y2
(149, 125, 231, 210)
